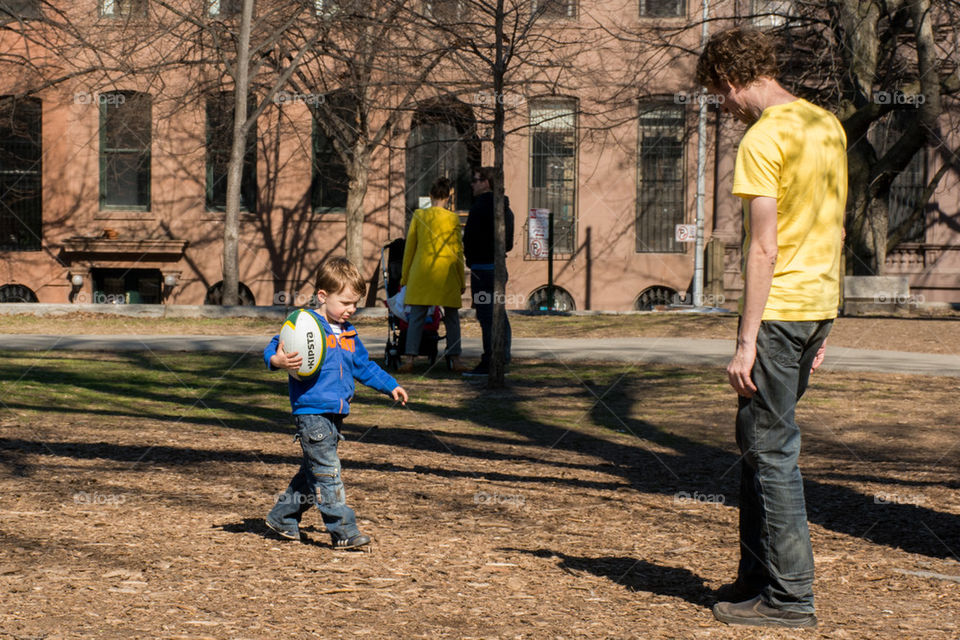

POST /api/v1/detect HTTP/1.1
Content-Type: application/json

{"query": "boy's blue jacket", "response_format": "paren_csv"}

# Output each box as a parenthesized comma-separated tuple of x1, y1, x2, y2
(264, 309, 398, 415)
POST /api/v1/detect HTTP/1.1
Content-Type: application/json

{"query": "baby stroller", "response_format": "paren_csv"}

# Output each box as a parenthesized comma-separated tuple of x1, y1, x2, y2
(381, 237, 443, 370)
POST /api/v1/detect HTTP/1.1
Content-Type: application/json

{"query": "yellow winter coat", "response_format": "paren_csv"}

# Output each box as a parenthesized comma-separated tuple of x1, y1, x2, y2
(400, 206, 465, 308)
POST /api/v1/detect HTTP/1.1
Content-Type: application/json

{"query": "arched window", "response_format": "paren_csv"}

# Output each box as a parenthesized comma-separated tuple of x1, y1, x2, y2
(405, 98, 480, 216)
(205, 281, 256, 306)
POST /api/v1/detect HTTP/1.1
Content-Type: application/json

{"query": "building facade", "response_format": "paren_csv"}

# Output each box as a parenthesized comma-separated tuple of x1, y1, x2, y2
(1, 0, 957, 310)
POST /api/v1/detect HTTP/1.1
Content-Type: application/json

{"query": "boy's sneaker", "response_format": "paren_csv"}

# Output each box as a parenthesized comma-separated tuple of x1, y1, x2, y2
(265, 516, 301, 541)
(332, 532, 371, 550)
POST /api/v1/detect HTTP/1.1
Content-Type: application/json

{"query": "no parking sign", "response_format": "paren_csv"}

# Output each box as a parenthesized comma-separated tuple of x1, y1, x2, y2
(675, 224, 697, 243)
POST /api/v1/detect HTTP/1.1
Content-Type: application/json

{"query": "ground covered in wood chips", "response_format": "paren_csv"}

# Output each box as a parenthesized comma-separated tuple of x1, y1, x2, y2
(1, 350, 958, 639)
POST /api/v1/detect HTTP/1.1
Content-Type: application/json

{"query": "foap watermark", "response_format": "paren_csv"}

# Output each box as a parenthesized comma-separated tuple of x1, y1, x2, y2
(472, 291, 527, 306)
(873, 292, 924, 305)
(273, 291, 317, 307)
(473, 491, 526, 509)
(673, 291, 727, 307)
(873, 91, 925, 107)
(74, 92, 126, 106)
(674, 490, 726, 507)
(273, 91, 325, 106)
(475, 91, 525, 107)
(73, 491, 127, 505)
(73, 291, 131, 304)
(674, 92, 725, 106)
(874, 492, 927, 507)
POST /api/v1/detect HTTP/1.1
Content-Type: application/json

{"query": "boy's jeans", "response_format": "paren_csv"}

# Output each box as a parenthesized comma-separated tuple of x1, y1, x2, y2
(735, 319, 832, 613)
(267, 414, 360, 541)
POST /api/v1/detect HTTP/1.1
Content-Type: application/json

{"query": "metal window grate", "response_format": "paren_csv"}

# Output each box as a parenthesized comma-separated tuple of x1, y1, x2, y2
(529, 101, 577, 254)
(636, 104, 685, 253)
(0, 96, 42, 251)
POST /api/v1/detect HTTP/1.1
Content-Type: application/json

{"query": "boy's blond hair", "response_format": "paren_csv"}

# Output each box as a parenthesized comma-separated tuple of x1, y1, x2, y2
(316, 257, 367, 297)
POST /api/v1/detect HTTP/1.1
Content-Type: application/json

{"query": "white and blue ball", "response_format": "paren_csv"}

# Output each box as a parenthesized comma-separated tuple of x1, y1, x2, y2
(278, 309, 327, 380)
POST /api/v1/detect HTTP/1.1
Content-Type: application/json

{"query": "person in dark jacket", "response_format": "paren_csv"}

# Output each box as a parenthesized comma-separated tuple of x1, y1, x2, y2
(462, 166, 514, 376)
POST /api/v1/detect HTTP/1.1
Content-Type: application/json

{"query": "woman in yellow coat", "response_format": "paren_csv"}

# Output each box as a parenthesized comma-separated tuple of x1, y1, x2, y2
(399, 176, 466, 372)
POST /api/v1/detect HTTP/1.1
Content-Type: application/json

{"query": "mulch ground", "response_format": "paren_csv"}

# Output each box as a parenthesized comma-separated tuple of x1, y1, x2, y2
(1, 356, 958, 639)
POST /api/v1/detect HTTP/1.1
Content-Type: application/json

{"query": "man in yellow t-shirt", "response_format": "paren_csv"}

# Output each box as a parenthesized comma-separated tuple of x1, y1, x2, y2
(695, 28, 847, 629)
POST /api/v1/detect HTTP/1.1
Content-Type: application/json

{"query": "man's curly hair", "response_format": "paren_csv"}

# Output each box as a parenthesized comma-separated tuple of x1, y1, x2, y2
(696, 28, 778, 89)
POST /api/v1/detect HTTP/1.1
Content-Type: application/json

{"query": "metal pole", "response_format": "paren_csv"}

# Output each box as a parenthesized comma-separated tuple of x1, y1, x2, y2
(693, 0, 709, 307)
(547, 210, 555, 310)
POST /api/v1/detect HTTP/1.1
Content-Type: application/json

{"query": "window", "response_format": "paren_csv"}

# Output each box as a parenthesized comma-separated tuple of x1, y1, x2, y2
(100, 0, 147, 17)
(0, 96, 42, 251)
(533, 0, 576, 19)
(639, 0, 684, 18)
(636, 104, 685, 253)
(0, 0, 41, 20)
(872, 113, 927, 243)
(206, 92, 257, 212)
(405, 100, 480, 215)
(312, 92, 356, 213)
(315, 0, 342, 17)
(529, 99, 577, 254)
(751, 0, 790, 27)
(207, 0, 240, 17)
(100, 91, 151, 210)
(424, 0, 465, 21)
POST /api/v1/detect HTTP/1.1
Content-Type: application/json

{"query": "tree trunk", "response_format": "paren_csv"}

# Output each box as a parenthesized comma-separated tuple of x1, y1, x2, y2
(488, 0, 508, 389)
(221, 0, 254, 306)
(344, 146, 370, 271)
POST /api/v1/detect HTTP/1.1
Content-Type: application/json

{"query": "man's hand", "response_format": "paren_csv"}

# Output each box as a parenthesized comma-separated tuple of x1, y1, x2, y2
(270, 340, 302, 373)
(810, 340, 827, 373)
(727, 341, 758, 397)
(391, 386, 409, 406)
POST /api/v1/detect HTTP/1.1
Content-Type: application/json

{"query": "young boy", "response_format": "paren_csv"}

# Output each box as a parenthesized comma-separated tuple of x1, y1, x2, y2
(264, 257, 408, 549)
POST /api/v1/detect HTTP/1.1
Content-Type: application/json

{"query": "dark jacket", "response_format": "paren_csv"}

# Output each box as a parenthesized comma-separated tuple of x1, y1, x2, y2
(463, 192, 514, 267)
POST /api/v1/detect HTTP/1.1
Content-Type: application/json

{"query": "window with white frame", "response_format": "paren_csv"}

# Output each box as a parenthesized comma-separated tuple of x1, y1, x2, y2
(208, 0, 241, 17)
(639, 0, 683, 18)
(533, 0, 576, 19)
(424, 0, 465, 21)
(100, 0, 147, 17)
(751, 0, 790, 26)
(529, 99, 577, 254)
(636, 104, 685, 253)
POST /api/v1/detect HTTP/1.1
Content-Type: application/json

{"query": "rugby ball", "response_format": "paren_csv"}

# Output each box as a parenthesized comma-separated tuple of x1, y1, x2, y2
(278, 309, 327, 380)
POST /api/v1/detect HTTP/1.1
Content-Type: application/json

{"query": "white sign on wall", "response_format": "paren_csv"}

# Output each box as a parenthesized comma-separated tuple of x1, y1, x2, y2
(675, 224, 697, 243)
(528, 209, 551, 259)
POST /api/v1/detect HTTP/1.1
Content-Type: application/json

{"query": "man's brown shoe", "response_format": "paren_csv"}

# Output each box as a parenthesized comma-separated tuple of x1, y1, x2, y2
(713, 596, 817, 628)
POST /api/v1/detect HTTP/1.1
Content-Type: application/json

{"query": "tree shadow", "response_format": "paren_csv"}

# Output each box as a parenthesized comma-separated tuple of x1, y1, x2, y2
(507, 548, 716, 607)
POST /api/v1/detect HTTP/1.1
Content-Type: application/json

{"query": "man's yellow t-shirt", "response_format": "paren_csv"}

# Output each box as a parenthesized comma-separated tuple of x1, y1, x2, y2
(734, 98, 847, 321)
